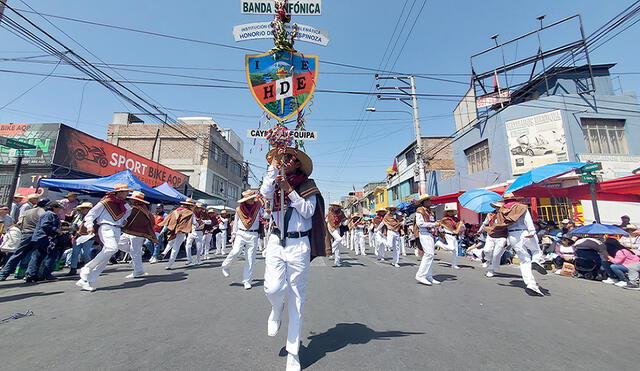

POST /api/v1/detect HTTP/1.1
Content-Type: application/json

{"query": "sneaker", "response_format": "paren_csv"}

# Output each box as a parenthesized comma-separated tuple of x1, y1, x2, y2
(485, 271, 494, 278)
(452, 265, 461, 269)
(184, 261, 192, 266)
(65, 268, 78, 276)
(243, 281, 252, 290)
(394, 263, 400, 268)
(602, 278, 618, 284)
(481, 262, 489, 268)
(165, 266, 173, 270)
(125, 272, 148, 279)
(624, 282, 640, 290)
(526, 285, 544, 296)
(76, 279, 95, 292)
(532, 262, 547, 275)
(221, 267, 230, 277)
(555, 269, 563, 275)
(286, 353, 301, 371)
(416, 277, 432, 286)
(267, 307, 282, 337)
(149, 257, 158, 264)
(429, 278, 441, 285)
(615, 281, 628, 288)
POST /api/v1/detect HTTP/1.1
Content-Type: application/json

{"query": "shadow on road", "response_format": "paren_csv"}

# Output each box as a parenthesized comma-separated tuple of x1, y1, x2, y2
(497, 280, 551, 296)
(299, 323, 424, 369)
(230, 279, 265, 288)
(432, 274, 457, 282)
(98, 272, 188, 291)
(0, 290, 64, 303)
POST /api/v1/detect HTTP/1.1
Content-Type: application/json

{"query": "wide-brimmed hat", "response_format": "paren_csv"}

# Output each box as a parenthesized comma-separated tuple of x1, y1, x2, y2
(220, 210, 228, 215)
(108, 183, 134, 194)
(66, 192, 79, 197)
(623, 224, 638, 231)
(413, 194, 433, 204)
(376, 208, 387, 213)
(329, 202, 342, 208)
(502, 192, 524, 201)
(265, 147, 313, 176)
(76, 202, 94, 209)
(195, 202, 206, 208)
(490, 199, 505, 209)
(128, 191, 149, 204)
(13, 193, 24, 199)
(238, 189, 259, 203)
(206, 206, 217, 213)
(180, 198, 196, 206)
(444, 204, 457, 212)
(27, 193, 41, 200)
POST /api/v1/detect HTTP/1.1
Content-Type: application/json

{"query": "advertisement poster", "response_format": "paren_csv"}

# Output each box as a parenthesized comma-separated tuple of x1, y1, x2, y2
(54, 125, 187, 188)
(0, 123, 60, 166)
(505, 110, 569, 175)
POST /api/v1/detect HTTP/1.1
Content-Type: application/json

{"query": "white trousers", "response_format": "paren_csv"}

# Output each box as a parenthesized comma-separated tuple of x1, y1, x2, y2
(508, 232, 538, 288)
(353, 230, 365, 255)
(166, 233, 187, 268)
(484, 236, 507, 273)
(216, 230, 228, 255)
(118, 233, 145, 275)
(528, 236, 545, 265)
(415, 233, 435, 280)
(368, 233, 374, 253)
(400, 236, 407, 255)
(330, 229, 343, 265)
(345, 231, 351, 250)
(222, 230, 258, 283)
(375, 232, 385, 258)
(383, 231, 400, 264)
(435, 234, 459, 267)
(203, 234, 213, 259)
(82, 224, 121, 283)
(185, 231, 203, 264)
(264, 234, 310, 356)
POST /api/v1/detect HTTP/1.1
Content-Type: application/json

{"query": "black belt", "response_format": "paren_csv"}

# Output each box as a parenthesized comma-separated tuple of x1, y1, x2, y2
(273, 228, 311, 239)
(509, 229, 527, 232)
(444, 231, 458, 236)
(239, 229, 259, 233)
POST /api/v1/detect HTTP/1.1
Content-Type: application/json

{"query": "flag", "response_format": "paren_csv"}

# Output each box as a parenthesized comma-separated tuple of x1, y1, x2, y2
(493, 70, 499, 93)
(392, 159, 398, 173)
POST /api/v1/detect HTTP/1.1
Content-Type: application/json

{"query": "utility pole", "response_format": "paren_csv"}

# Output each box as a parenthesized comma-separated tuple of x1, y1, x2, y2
(6, 154, 22, 207)
(375, 75, 428, 196)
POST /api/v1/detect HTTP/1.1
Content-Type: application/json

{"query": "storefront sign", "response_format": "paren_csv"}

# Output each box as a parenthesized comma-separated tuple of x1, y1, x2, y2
(54, 125, 187, 188)
(0, 124, 60, 166)
(247, 128, 317, 140)
(233, 22, 329, 46)
(577, 154, 640, 180)
(240, 0, 321, 15)
(506, 110, 569, 175)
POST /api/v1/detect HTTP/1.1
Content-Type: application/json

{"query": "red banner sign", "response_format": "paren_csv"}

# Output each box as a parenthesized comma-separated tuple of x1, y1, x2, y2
(54, 125, 187, 188)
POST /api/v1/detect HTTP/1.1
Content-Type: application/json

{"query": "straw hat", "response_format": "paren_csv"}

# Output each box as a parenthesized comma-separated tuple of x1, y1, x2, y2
(108, 183, 134, 194)
(376, 207, 387, 213)
(13, 193, 24, 199)
(128, 191, 149, 204)
(76, 202, 94, 209)
(623, 223, 638, 231)
(195, 202, 205, 208)
(502, 192, 524, 201)
(27, 193, 41, 201)
(265, 147, 313, 176)
(238, 189, 259, 203)
(444, 204, 457, 213)
(180, 198, 196, 206)
(329, 202, 342, 208)
(413, 194, 433, 204)
(220, 209, 228, 215)
(206, 206, 217, 213)
(489, 199, 505, 209)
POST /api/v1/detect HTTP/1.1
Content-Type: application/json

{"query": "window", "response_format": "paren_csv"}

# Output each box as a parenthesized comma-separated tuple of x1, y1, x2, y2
(465, 140, 491, 174)
(377, 192, 385, 203)
(405, 148, 415, 165)
(409, 178, 418, 194)
(581, 118, 628, 154)
(227, 185, 239, 200)
(391, 186, 399, 201)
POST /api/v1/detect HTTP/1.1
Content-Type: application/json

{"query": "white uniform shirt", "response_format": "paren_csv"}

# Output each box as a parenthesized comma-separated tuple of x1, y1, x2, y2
(231, 207, 264, 237)
(260, 165, 316, 233)
(218, 217, 229, 230)
(84, 201, 132, 228)
(415, 212, 436, 233)
(507, 209, 536, 235)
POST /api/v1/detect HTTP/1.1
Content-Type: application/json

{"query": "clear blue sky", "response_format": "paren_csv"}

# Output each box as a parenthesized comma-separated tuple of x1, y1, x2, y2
(1, 0, 638, 203)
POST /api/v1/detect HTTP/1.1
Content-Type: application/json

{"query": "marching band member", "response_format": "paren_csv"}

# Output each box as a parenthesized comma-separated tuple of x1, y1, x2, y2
(222, 190, 264, 290)
(480, 200, 508, 278)
(118, 191, 157, 279)
(413, 194, 440, 285)
(202, 207, 218, 261)
(367, 219, 375, 255)
(435, 205, 463, 269)
(160, 198, 197, 270)
(377, 206, 402, 267)
(372, 208, 386, 259)
(326, 202, 347, 267)
(215, 210, 230, 255)
(76, 184, 133, 291)
(184, 202, 206, 265)
(351, 214, 366, 256)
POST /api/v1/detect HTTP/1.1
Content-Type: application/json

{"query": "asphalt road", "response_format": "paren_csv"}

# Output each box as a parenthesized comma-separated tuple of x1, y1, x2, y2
(1, 245, 639, 370)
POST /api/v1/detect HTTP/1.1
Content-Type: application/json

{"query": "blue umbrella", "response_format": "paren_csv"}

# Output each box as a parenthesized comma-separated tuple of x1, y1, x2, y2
(504, 162, 587, 194)
(458, 189, 503, 214)
(569, 223, 628, 236)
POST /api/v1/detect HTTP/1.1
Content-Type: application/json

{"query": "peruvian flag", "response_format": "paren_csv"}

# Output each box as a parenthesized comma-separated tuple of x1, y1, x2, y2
(392, 159, 398, 172)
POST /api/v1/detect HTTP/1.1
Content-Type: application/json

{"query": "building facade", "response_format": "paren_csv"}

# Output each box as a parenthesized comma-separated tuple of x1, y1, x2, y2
(107, 113, 249, 207)
(434, 64, 640, 224)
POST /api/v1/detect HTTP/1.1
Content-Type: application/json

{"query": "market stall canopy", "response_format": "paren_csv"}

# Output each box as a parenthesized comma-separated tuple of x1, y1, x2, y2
(458, 189, 503, 214)
(569, 223, 628, 236)
(513, 174, 640, 203)
(431, 184, 509, 205)
(504, 162, 587, 194)
(154, 182, 188, 201)
(39, 170, 183, 204)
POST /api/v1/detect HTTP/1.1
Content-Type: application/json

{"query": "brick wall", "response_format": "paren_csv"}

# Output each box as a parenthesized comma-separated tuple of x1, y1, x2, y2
(422, 137, 454, 170)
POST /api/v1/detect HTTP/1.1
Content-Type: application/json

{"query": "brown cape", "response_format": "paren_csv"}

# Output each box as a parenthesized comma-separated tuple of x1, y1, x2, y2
(383, 213, 402, 233)
(413, 206, 434, 252)
(293, 179, 331, 260)
(159, 207, 194, 241)
(484, 212, 509, 238)
(237, 204, 261, 229)
(326, 210, 346, 233)
(101, 198, 127, 221)
(122, 205, 158, 243)
(499, 203, 529, 225)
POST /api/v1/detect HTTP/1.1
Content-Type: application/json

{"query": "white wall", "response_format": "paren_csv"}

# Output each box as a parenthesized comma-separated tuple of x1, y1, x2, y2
(581, 200, 640, 225)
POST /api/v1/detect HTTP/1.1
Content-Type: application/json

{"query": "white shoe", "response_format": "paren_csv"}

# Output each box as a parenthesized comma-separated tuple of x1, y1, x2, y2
(185, 261, 192, 266)
(222, 267, 230, 278)
(149, 257, 158, 264)
(416, 277, 432, 286)
(602, 278, 618, 284)
(394, 263, 400, 268)
(286, 353, 301, 371)
(402, 253, 407, 256)
(452, 265, 461, 269)
(267, 307, 282, 337)
(76, 279, 95, 292)
(429, 278, 441, 285)
(481, 262, 489, 268)
(125, 272, 148, 279)
(555, 269, 563, 275)
(165, 266, 172, 270)
(526, 285, 544, 296)
(615, 281, 628, 288)
(243, 281, 252, 290)
(485, 271, 494, 278)
(79, 267, 90, 282)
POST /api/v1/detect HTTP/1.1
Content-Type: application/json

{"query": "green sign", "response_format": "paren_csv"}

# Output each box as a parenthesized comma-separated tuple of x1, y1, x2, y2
(580, 162, 602, 173)
(581, 173, 598, 183)
(8, 149, 39, 157)
(0, 136, 37, 150)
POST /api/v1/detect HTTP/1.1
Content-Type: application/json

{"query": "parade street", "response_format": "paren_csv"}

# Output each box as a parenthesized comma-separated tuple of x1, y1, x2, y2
(1, 249, 638, 371)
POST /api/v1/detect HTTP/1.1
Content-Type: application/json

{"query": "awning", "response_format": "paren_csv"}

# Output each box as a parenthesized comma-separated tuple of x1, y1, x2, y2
(515, 174, 640, 203)
(153, 182, 188, 201)
(431, 184, 508, 205)
(39, 170, 183, 204)
(504, 162, 586, 194)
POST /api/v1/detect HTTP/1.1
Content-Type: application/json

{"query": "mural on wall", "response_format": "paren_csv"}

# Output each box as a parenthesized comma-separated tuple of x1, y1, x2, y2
(506, 110, 569, 175)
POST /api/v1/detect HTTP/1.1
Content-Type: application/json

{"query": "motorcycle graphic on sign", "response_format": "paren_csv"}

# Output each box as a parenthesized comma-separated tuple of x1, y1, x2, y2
(73, 140, 109, 168)
(245, 49, 318, 122)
